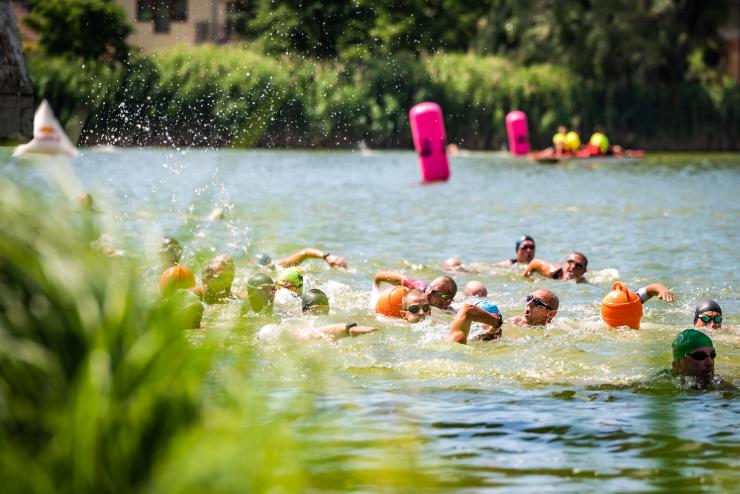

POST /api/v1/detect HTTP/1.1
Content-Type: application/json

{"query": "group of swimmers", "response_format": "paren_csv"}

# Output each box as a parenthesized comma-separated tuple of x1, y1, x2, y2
(157, 234, 733, 391)
(549, 126, 615, 157)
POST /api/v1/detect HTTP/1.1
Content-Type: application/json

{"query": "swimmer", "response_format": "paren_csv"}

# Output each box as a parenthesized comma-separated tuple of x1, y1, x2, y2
(246, 273, 277, 314)
(400, 289, 432, 323)
(524, 251, 588, 283)
(192, 255, 241, 304)
(449, 300, 504, 344)
(299, 289, 375, 338)
(693, 300, 723, 330)
(374, 271, 457, 311)
(463, 280, 488, 297)
(159, 264, 196, 298)
(160, 237, 183, 268)
(670, 329, 735, 390)
(507, 235, 536, 265)
(442, 257, 468, 272)
(553, 126, 567, 156)
(275, 248, 348, 269)
(512, 288, 559, 326)
(276, 267, 304, 295)
(635, 283, 675, 303)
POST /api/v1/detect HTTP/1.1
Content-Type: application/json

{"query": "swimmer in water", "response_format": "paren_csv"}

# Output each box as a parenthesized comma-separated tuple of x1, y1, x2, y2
(670, 329, 735, 390)
(374, 271, 457, 311)
(300, 288, 376, 339)
(274, 248, 348, 269)
(508, 235, 536, 266)
(159, 237, 183, 268)
(276, 267, 304, 296)
(399, 289, 433, 323)
(463, 280, 488, 297)
(693, 300, 723, 330)
(245, 273, 277, 314)
(449, 300, 504, 344)
(524, 251, 588, 283)
(442, 257, 469, 272)
(512, 288, 560, 326)
(635, 283, 675, 303)
(192, 255, 241, 304)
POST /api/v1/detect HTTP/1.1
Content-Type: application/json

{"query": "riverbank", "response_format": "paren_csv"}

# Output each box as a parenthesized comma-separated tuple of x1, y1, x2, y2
(28, 46, 740, 151)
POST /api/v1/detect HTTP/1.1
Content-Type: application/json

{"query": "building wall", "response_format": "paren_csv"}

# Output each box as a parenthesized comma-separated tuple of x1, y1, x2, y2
(116, 0, 228, 52)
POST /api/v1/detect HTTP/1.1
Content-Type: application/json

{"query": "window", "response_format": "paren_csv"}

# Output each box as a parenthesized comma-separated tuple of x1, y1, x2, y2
(170, 0, 187, 22)
(137, 0, 187, 29)
(136, 0, 153, 22)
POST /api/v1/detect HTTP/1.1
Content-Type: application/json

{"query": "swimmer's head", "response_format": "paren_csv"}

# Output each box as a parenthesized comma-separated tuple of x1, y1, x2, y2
(672, 329, 716, 386)
(442, 257, 464, 271)
(562, 252, 587, 281)
(276, 267, 304, 295)
(515, 235, 535, 264)
(401, 289, 431, 323)
(202, 255, 235, 294)
(693, 300, 722, 329)
(463, 280, 488, 297)
(255, 253, 272, 267)
(426, 275, 457, 309)
(557, 125, 567, 134)
(524, 288, 559, 326)
(160, 237, 182, 267)
(474, 299, 500, 315)
(301, 288, 330, 315)
(247, 273, 275, 313)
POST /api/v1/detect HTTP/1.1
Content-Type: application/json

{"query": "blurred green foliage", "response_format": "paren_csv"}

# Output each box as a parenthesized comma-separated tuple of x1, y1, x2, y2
(28, 46, 740, 150)
(23, 0, 131, 62)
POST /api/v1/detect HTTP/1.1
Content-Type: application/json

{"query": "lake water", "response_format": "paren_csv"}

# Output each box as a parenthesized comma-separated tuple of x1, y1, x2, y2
(2, 148, 739, 492)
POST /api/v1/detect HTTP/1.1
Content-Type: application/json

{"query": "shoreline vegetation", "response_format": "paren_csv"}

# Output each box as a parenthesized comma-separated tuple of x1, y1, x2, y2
(29, 46, 740, 152)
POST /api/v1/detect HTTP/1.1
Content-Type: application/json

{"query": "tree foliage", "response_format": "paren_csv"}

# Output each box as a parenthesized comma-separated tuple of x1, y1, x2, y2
(235, 0, 732, 83)
(24, 0, 131, 62)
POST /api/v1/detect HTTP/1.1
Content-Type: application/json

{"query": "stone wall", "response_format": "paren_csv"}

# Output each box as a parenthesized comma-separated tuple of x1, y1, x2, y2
(0, 0, 33, 138)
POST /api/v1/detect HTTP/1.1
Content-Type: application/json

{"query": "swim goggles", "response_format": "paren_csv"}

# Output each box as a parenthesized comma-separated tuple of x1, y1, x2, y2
(518, 243, 534, 251)
(566, 259, 585, 270)
(526, 295, 555, 310)
(429, 290, 450, 302)
(698, 315, 722, 324)
(406, 304, 431, 314)
(687, 350, 716, 361)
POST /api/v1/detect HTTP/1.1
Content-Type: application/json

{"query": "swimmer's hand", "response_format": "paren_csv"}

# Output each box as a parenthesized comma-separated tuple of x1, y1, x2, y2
(656, 287, 674, 302)
(643, 283, 675, 302)
(325, 254, 347, 269)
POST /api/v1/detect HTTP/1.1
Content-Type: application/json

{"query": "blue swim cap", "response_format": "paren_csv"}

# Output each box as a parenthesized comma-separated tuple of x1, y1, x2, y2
(474, 299, 500, 315)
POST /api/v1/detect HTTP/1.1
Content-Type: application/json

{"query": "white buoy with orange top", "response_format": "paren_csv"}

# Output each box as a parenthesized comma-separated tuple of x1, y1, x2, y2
(13, 100, 79, 157)
(409, 102, 450, 182)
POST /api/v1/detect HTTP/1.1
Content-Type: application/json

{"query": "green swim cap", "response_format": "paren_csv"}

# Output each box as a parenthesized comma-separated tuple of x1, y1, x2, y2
(247, 273, 274, 288)
(278, 268, 304, 289)
(301, 288, 329, 314)
(672, 329, 713, 361)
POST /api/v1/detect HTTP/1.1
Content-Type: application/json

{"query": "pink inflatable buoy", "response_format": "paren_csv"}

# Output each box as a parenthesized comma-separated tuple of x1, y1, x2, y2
(409, 102, 450, 182)
(505, 110, 530, 156)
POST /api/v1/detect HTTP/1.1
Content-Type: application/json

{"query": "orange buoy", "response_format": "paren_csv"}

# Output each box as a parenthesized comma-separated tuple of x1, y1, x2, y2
(601, 282, 643, 329)
(159, 264, 196, 297)
(375, 286, 409, 318)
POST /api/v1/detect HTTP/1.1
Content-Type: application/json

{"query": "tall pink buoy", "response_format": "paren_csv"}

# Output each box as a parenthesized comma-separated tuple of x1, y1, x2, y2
(409, 102, 450, 182)
(505, 110, 529, 156)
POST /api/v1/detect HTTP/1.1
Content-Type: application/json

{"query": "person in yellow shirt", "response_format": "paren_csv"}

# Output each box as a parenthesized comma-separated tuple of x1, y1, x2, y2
(588, 127, 610, 155)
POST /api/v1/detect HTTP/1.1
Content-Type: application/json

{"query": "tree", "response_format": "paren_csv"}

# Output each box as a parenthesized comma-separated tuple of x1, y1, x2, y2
(24, 0, 132, 62)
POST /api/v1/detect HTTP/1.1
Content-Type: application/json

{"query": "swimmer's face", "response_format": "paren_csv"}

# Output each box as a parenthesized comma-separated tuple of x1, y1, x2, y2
(276, 280, 302, 295)
(427, 278, 455, 309)
(673, 345, 715, 386)
(204, 264, 234, 294)
(695, 311, 722, 330)
(248, 282, 276, 313)
(160, 242, 182, 266)
(402, 292, 431, 323)
(524, 289, 557, 326)
(516, 240, 535, 263)
(563, 253, 587, 280)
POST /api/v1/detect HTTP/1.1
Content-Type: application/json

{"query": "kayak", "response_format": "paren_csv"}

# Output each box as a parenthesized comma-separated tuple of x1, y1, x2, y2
(529, 149, 645, 164)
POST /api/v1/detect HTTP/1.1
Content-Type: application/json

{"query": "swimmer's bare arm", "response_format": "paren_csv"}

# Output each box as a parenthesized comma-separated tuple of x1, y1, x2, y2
(639, 283, 675, 302)
(314, 324, 377, 340)
(449, 304, 503, 345)
(373, 271, 405, 287)
(523, 259, 552, 278)
(275, 248, 347, 269)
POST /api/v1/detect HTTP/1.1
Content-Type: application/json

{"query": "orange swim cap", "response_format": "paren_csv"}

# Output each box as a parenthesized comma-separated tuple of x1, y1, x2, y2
(375, 286, 409, 318)
(159, 264, 196, 297)
(601, 282, 643, 329)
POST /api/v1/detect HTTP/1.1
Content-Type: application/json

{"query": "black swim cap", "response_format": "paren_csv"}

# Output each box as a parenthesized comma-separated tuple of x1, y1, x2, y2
(247, 273, 274, 288)
(694, 299, 722, 323)
(515, 235, 535, 253)
(255, 253, 272, 266)
(301, 288, 329, 314)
